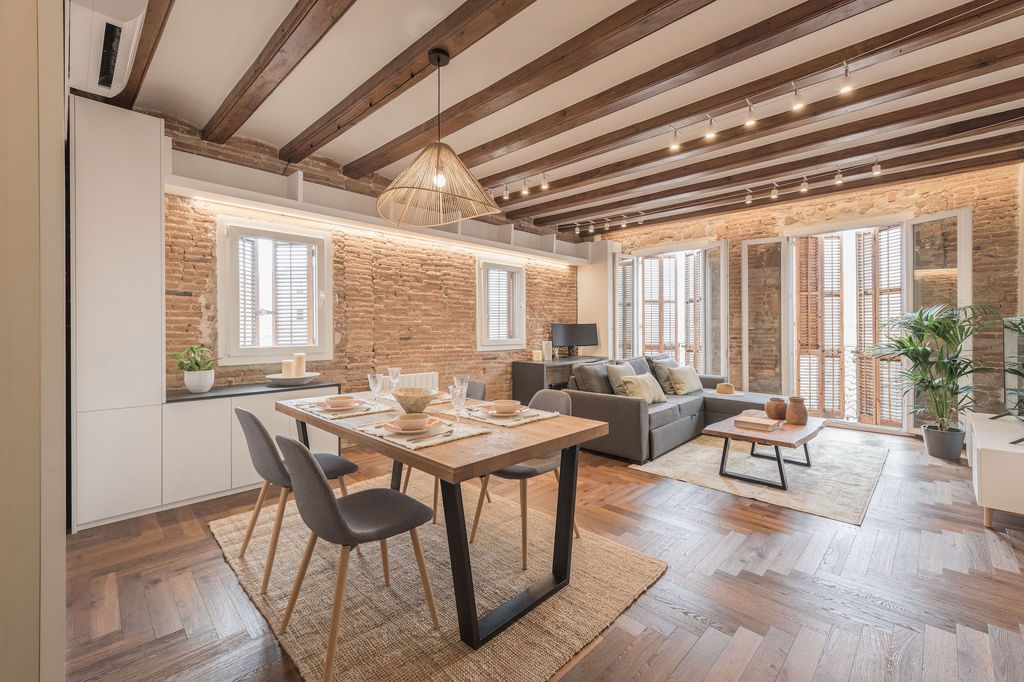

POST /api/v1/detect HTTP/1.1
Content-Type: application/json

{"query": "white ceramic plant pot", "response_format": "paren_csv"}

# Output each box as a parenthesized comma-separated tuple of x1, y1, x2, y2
(184, 369, 215, 394)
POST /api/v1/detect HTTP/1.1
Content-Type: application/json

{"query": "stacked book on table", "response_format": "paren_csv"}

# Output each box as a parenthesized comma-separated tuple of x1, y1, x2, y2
(734, 416, 782, 432)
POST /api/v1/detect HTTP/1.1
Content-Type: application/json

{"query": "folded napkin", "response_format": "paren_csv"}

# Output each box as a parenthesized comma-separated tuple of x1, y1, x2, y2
(440, 406, 560, 428)
(353, 418, 489, 450)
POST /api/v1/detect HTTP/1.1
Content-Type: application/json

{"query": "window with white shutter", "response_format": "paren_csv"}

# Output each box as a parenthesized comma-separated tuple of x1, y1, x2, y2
(476, 259, 526, 350)
(217, 217, 332, 365)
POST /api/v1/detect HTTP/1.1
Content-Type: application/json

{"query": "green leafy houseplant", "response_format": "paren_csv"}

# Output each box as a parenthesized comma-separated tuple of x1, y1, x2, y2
(171, 345, 215, 372)
(873, 304, 997, 459)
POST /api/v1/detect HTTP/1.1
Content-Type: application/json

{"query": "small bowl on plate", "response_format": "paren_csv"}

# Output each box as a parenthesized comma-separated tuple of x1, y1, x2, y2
(392, 387, 438, 413)
(395, 413, 431, 431)
(325, 394, 359, 409)
(490, 399, 521, 415)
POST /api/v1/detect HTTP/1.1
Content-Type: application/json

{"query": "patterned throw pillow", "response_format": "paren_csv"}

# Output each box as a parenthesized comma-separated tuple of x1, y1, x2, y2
(620, 373, 667, 404)
(668, 365, 703, 394)
(606, 363, 637, 396)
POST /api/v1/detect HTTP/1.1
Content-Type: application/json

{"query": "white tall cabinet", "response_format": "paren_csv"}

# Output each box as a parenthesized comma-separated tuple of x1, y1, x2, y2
(71, 97, 165, 528)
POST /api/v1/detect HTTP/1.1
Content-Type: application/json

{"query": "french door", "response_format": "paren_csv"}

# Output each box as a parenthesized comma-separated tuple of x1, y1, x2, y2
(795, 234, 844, 418)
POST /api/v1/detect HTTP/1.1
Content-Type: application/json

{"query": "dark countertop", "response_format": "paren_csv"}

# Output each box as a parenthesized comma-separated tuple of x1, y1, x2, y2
(512, 356, 607, 367)
(166, 380, 341, 403)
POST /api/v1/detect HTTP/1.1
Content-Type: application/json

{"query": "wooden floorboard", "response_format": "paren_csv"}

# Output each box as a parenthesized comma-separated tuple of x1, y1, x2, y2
(65, 427, 1024, 680)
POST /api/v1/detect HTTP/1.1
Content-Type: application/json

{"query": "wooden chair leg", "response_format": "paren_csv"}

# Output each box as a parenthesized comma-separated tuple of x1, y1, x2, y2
(338, 478, 361, 556)
(402, 465, 412, 493)
(520, 479, 529, 570)
(260, 487, 289, 594)
(323, 545, 351, 682)
(553, 469, 581, 539)
(239, 481, 269, 558)
(469, 475, 490, 543)
(409, 528, 439, 629)
(432, 476, 440, 524)
(380, 539, 389, 586)
(483, 476, 492, 503)
(281, 531, 317, 632)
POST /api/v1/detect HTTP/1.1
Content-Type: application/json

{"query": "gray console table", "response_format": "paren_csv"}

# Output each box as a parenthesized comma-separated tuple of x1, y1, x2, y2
(512, 356, 607, 404)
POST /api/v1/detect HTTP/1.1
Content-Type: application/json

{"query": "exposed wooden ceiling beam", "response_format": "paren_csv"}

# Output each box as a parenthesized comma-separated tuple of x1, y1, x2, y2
(539, 107, 1024, 227)
(108, 0, 176, 109)
(559, 127, 1024, 231)
(585, 149, 1023, 234)
(503, 37, 1024, 211)
(459, 0, 888, 170)
(277, 0, 537, 162)
(340, 0, 717, 177)
(506, 71, 1024, 220)
(202, 0, 358, 143)
(478, 0, 1024, 188)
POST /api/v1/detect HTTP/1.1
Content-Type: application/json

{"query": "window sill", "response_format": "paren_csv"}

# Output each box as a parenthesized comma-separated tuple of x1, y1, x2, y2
(218, 350, 333, 367)
(477, 341, 526, 352)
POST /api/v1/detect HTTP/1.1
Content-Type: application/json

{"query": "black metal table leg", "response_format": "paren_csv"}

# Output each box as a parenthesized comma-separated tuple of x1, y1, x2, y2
(440, 444, 580, 649)
(750, 441, 812, 466)
(295, 420, 310, 447)
(389, 460, 404, 490)
(719, 438, 789, 490)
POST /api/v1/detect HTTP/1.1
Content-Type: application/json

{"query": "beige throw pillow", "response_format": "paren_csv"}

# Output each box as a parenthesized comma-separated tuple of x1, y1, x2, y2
(668, 365, 703, 394)
(650, 356, 680, 394)
(620, 373, 667, 404)
(606, 363, 636, 396)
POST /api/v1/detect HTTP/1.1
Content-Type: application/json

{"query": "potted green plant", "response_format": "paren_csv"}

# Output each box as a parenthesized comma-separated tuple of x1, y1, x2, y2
(171, 345, 216, 394)
(874, 304, 997, 460)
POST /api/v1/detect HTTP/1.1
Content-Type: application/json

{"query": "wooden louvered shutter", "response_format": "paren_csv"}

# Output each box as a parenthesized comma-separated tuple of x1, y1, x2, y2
(796, 235, 844, 418)
(642, 256, 678, 358)
(238, 235, 259, 347)
(876, 226, 903, 426)
(485, 266, 514, 341)
(821, 235, 844, 417)
(615, 256, 636, 358)
(856, 227, 903, 426)
(682, 251, 704, 369)
(272, 240, 314, 346)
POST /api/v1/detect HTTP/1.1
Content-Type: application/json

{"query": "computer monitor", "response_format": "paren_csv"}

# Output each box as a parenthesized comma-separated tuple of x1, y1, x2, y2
(551, 323, 598, 356)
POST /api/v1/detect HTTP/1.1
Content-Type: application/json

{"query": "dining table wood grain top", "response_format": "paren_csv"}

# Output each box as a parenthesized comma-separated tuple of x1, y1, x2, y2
(276, 391, 608, 484)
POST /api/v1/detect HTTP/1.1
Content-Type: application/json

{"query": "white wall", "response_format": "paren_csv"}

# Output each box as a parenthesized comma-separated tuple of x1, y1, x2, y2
(576, 240, 620, 357)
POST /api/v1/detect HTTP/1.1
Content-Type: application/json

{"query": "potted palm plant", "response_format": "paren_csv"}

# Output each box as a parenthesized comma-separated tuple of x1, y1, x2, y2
(874, 304, 996, 460)
(171, 345, 216, 394)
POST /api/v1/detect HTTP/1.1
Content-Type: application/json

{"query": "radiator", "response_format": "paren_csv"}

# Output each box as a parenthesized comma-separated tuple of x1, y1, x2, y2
(394, 371, 439, 390)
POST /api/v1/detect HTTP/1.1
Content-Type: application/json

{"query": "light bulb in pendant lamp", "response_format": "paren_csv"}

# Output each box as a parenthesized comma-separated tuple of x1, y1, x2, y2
(668, 127, 681, 151)
(744, 189, 753, 204)
(834, 168, 844, 185)
(540, 172, 549, 190)
(376, 48, 499, 228)
(799, 176, 809, 193)
(703, 114, 717, 140)
(872, 157, 882, 176)
(521, 179, 529, 196)
(770, 182, 779, 200)
(838, 62, 854, 94)
(744, 99, 756, 127)
(790, 82, 804, 111)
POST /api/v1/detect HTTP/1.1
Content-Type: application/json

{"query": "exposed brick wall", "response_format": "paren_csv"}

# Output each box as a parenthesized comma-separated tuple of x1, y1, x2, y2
(165, 195, 577, 399)
(610, 164, 1022, 411)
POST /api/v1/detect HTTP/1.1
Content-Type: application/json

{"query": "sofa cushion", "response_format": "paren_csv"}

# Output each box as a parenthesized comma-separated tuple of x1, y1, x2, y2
(668, 365, 703, 394)
(647, 401, 680, 430)
(572, 362, 613, 394)
(621, 373, 666, 404)
(606, 362, 636, 396)
(621, 355, 653, 377)
(667, 393, 704, 417)
(650, 356, 680, 394)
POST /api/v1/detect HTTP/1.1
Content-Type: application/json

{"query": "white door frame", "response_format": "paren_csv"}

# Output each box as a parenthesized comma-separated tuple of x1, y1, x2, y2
(703, 240, 729, 376)
(741, 237, 794, 393)
(611, 252, 640, 359)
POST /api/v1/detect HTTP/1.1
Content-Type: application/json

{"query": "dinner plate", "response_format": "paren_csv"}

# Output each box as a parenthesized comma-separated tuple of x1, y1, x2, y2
(381, 417, 444, 435)
(316, 400, 368, 413)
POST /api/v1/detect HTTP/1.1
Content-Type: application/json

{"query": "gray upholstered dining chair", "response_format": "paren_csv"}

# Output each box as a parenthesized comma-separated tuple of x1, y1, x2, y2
(275, 434, 438, 681)
(234, 408, 359, 594)
(401, 378, 490, 522)
(469, 389, 581, 569)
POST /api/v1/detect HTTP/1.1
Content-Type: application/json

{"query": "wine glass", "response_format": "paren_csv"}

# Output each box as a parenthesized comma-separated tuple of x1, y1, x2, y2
(367, 372, 383, 404)
(453, 374, 469, 393)
(388, 367, 401, 395)
(449, 383, 467, 429)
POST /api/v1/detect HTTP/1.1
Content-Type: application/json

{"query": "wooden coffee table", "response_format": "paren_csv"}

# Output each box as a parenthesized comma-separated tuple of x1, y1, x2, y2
(702, 410, 826, 490)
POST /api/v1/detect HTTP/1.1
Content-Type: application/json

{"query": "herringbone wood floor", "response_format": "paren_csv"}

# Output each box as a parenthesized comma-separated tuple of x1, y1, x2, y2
(66, 428, 1024, 681)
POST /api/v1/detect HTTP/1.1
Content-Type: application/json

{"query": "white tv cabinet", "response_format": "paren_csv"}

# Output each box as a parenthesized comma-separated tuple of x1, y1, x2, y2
(966, 412, 1024, 527)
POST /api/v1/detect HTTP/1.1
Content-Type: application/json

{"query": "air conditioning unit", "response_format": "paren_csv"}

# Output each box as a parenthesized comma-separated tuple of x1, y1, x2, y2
(69, 0, 150, 97)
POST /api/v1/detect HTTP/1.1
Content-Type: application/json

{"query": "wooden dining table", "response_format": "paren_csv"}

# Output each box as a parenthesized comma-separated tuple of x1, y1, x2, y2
(276, 392, 608, 649)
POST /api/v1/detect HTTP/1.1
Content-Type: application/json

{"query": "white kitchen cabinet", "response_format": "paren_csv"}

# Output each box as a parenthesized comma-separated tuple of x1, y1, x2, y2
(76, 406, 162, 525)
(163, 400, 232, 504)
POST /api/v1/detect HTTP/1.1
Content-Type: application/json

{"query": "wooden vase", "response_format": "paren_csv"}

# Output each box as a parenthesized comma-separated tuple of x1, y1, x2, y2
(786, 396, 808, 425)
(765, 397, 787, 420)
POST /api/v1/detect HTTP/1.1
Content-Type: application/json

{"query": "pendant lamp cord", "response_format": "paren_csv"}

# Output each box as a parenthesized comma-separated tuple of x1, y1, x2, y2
(436, 64, 442, 143)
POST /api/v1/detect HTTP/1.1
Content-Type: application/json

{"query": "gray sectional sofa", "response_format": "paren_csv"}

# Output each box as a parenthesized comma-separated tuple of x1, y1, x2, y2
(564, 355, 775, 463)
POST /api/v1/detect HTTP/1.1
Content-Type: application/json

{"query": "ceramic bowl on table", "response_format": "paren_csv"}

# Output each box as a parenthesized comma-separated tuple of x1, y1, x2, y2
(395, 413, 432, 431)
(490, 399, 521, 415)
(326, 394, 359, 409)
(392, 387, 438, 414)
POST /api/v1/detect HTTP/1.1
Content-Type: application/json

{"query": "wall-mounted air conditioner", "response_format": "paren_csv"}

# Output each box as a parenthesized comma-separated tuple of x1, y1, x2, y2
(69, 0, 150, 97)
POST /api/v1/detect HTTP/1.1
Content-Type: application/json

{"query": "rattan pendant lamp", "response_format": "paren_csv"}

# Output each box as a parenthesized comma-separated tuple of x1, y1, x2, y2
(376, 49, 500, 228)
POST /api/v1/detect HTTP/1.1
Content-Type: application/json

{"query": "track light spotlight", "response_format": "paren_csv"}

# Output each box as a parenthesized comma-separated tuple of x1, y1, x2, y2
(620, 215, 628, 229)
(871, 157, 882, 176)
(520, 179, 529, 196)
(770, 182, 779, 200)
(669, 127, 681, 151)
(839, 61, 854, 94)
(834, 167, 844, 185)
(638, 211, 645, 225)
(745, 188, 753, 204)
(502, 185, 509, 200)
(744, 99, 756, 127)
(800, 176, 809, 193)
(540, 172, 549, 190)
(791, 81, 804, 111)
(703, 114, 717, 140)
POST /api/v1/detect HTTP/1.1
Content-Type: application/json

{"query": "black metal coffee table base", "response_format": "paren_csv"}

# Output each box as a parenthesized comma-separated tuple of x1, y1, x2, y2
(718, 437, 813, 490)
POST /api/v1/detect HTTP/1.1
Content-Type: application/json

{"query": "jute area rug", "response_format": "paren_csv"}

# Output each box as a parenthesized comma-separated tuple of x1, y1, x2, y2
(210, 472, 666, 681)
(630, 432, 888, 525)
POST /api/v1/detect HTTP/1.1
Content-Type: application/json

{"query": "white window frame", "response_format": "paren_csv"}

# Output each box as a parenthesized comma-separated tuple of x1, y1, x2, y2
(216, 216, 333, 366)
(476, 257, 526, 351)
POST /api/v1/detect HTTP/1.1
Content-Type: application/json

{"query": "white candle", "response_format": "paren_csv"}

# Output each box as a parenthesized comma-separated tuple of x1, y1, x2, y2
(293, 352, 307, 376)
(281, 359, 295, 377)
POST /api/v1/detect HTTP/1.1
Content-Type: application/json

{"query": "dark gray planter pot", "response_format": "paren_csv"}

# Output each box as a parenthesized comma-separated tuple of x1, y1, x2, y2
(921, 425, 965, 460)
